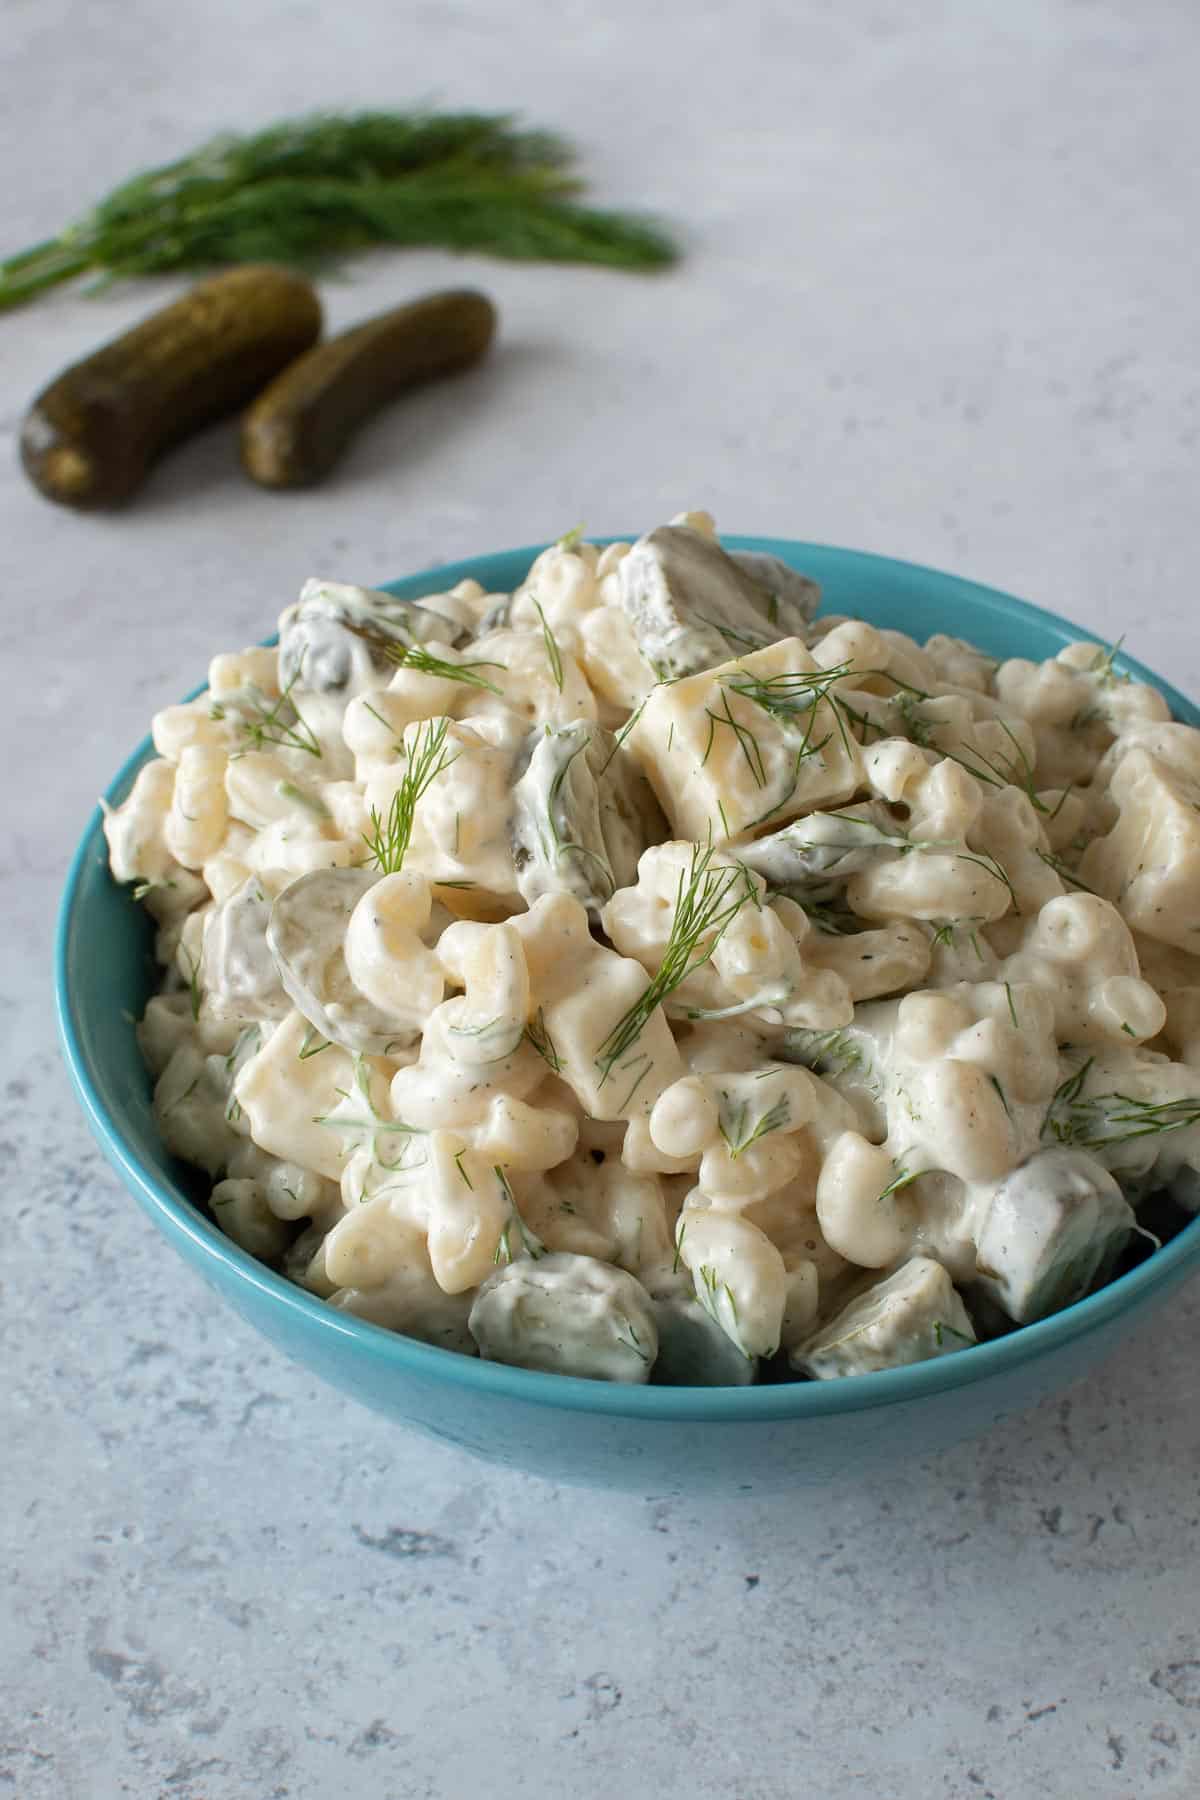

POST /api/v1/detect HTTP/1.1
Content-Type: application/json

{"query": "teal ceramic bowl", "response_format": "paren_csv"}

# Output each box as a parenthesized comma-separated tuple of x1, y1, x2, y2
(56, 540, 1200, 1493)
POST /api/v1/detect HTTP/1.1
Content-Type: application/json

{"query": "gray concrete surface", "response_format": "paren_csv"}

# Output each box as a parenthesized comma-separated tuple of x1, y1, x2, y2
(3, 2, 1199, 1795)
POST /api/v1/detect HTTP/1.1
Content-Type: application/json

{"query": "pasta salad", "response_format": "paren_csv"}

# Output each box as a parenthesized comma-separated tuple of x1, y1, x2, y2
(103, 512, 1200, 1385)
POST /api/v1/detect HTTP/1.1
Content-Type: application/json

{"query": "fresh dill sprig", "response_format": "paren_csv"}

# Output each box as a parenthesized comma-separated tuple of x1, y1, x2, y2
(0, 111, 679, 312)
(694, 614, 771, 654)
(597, 687, 654, 774)
(524, 1006, 562, 1072)
(314, 1056, 424, 1158)
(492, 1164, 545, 1263)
(782, 1027, 864, 1082)
(530, 599, 565, 692)
(702, 691, 768, 788)
(795, 898, 861, 936)
(933, 1319, 973, 1347)
(593, 846, 757, 1081)
(298, 1025, 332, 1060)
(131, 876, 178, 902)
(957, 848, 1020, 915)
(694, 1264, 748, 1351)
(277, 779, 328, 816)
(236, 671, 322, 759)
(385, 642, 504, 693)
(718, 1093, 791, 1159)
(1088, 635, 1128, 687)
(929, 921, 985, 959)
(876, 1163, 919, 1204)
(1043, 1072, 1200, 1150)
(1004, 982, 1019, 1029)
(362, 718, 457, 874)
(1037, 848, 1099, 895)
(720, 660, 855, 727)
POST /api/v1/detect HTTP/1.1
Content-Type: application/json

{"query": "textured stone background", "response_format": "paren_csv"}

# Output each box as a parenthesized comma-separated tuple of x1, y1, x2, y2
(4, 3, 1200, 1795)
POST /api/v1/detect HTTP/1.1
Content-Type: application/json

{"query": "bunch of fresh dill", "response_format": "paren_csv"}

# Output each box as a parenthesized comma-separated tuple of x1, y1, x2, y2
(0, 110, 679, 313)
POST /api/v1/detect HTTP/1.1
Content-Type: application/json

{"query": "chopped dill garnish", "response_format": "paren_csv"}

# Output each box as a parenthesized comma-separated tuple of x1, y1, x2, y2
(718, 1093, 791, 1159)
(702, 691, 768, 787)
(796, 898, 860, 935)
(1043, 1069, 1200, 1150)
(694, 1263, 744, 1342)
(524, 1006, 562, 1071)
(314, 1056, 424, 1156)
(493, 1164, 544, 1262)
(277, 779, 328, 816)
(933, 1319, 972, 1347)
(720, 659, 854, 724)
(1088, 635, 1128, 686)
(694, 614, 771, 654)
(236, 669, 322, 759)
(163, 1075, 200, 1115)
(362, 718, 457, 874)
(132, 876, 177, 902)
(454, 1148, 474, 1189)
(1004, 982, 1019, 1028)
(783, 1027, 863, 1082)
(1037, 848, 1099, 895)
(530, 598, 565, 692)
(876, 1163, 919, 1204)
(298, 1025, 332, 1059)
(593, 845, 757, 1082)
(957, 849, 1019, 915)
(988, 1073, 1013, 1120)
(385, 641, 504, 694)
(557, 523, 587, 550)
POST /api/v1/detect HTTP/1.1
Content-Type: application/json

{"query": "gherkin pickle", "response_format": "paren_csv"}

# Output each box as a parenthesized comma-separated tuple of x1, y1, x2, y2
(241, 288, 496, 489)
(21, 265, 322, 508)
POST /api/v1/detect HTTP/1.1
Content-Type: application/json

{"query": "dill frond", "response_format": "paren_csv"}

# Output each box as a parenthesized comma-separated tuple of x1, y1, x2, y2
(530, 599, 565, 692)
(384, 642, 504, 693)
(524, 1007, 562, 1072)
(594, 846, 757, 1081)
(718, 1093, 791, 1159)
(236, 670, 322, 759)
(1036, 848, 1099, 895)
(1, 111, 678, 312)
(362, 717, 457, 874)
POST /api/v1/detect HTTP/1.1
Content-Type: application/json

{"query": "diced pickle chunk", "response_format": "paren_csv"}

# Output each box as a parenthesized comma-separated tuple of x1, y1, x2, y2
(792, 1255, 976, 1378)
(510, 722, 666, 919)
(973, 1148, 1134, 1323)
(468, 1252, 658, 1381)
(617, 525, 820, 679)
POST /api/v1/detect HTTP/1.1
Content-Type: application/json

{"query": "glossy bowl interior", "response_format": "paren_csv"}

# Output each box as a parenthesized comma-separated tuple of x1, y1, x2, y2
(56, 538, 1200, 1493)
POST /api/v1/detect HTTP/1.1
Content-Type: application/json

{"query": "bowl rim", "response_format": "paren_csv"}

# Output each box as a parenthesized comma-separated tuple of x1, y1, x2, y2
(56, 534, 1200, 1423)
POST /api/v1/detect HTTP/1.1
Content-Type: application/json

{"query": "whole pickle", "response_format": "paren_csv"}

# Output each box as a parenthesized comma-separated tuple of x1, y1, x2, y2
(240, 288, 497, 489)
(20, 266, 322, 509)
